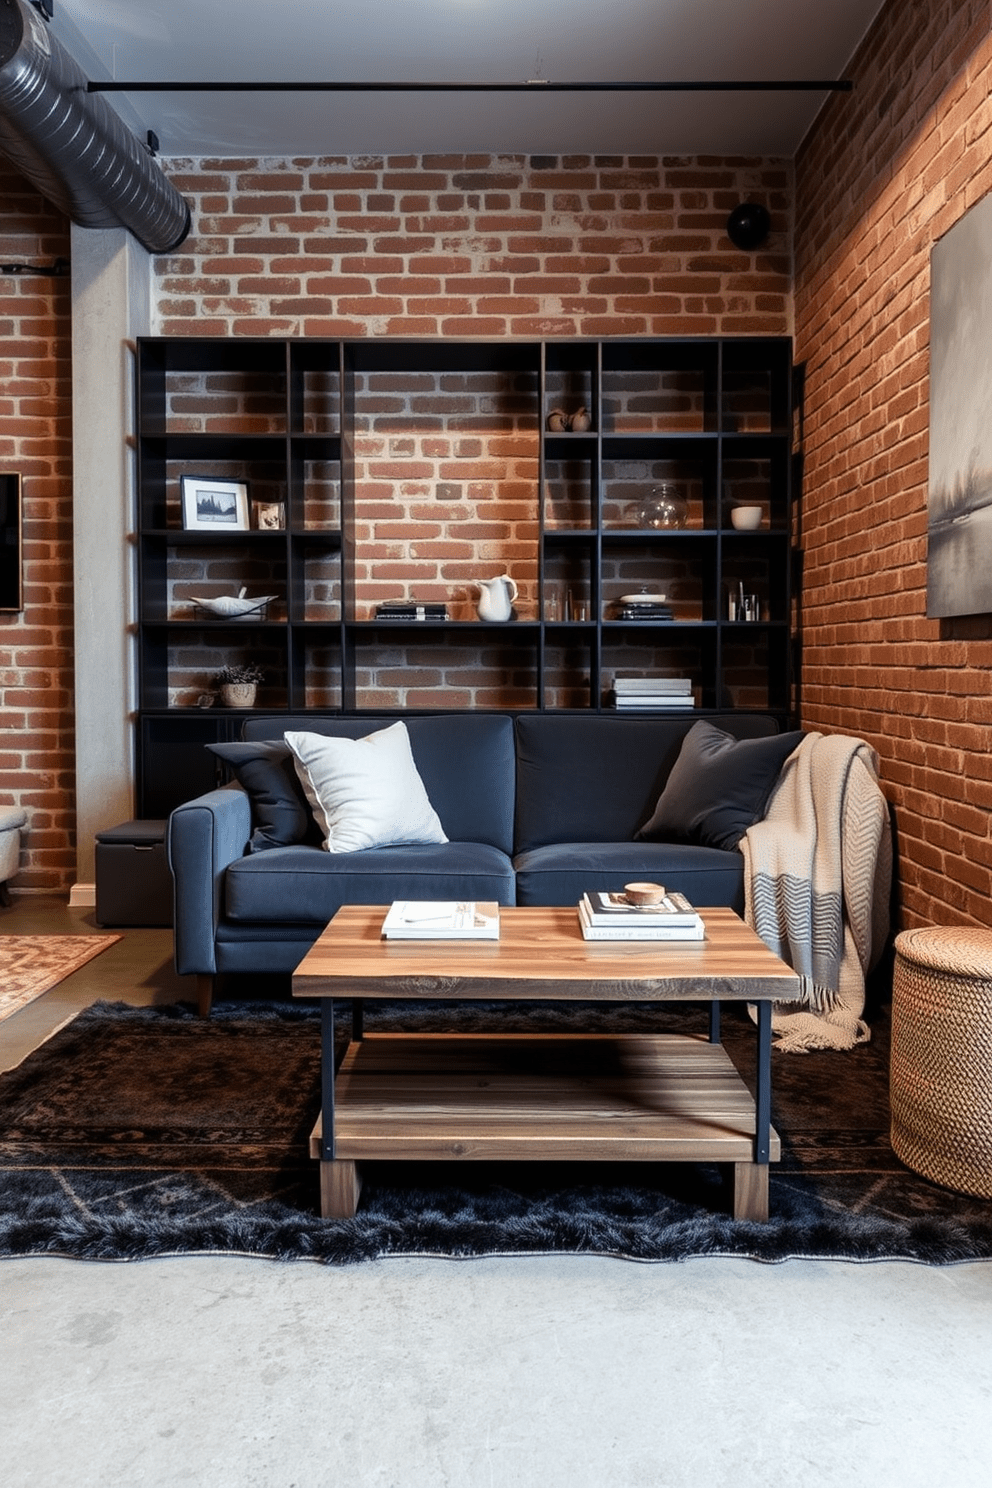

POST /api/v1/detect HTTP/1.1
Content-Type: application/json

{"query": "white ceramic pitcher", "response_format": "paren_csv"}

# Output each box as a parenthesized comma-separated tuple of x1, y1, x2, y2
(474, 573, 518, 622)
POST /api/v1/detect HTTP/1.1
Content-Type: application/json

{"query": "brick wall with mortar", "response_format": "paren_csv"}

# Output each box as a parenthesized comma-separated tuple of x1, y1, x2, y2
(153, 153, 791, 709)
(794, 0, 992, 929)
(0, 159, 74, 894)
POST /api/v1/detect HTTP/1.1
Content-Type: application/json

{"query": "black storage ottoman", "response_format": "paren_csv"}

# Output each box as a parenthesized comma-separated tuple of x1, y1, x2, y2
(95, 820, 173, 927)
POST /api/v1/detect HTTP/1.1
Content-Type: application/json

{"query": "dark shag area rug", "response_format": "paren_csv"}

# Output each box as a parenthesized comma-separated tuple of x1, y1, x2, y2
(1, 996, 990, 1266)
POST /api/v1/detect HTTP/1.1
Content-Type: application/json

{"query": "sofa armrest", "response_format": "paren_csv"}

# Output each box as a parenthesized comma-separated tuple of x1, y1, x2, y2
(167, 787, 251, 976)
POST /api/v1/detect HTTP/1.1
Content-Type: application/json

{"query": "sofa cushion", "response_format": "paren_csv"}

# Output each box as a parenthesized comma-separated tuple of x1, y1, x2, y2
(285, 722, 448, 853)
(224, 841, 516, 923)
(513, 712, 781, 853)
(636, 720, 804, 852)
(206, 739, 316, 852)
(513, 840, 746, 913)
(244, 714, 516, 854)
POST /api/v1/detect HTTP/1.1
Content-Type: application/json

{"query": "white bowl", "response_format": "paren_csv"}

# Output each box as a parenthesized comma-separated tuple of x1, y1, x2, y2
(730, 506, 763, 530)
(191, 593, 276, 619)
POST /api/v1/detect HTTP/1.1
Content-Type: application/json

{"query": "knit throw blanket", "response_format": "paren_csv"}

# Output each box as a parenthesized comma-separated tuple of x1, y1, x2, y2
(740, 732, 892, 1053)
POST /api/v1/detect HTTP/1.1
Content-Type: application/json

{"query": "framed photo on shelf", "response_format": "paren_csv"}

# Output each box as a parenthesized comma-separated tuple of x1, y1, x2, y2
(252, 500, 285, 531)
(181, 476, 250, 532)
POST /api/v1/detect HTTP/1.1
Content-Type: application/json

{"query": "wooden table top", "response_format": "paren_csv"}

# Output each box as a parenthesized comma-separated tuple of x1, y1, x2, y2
(292, 905, 800, 1004)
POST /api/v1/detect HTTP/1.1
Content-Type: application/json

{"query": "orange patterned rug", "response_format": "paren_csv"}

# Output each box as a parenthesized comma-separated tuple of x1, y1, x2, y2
(0, 936, 122, 1023)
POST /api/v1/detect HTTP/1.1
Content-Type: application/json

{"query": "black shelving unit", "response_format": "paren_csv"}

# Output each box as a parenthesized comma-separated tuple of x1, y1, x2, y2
(135, 335, 796, 815)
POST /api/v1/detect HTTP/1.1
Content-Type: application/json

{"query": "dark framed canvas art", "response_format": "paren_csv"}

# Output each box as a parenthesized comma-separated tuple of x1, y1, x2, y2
(0, 473, 22, 612)
(928, 192, 992, 618)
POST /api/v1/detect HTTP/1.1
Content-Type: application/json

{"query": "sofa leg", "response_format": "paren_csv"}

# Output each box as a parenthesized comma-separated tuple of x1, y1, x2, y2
(196, 975, 214, 1018)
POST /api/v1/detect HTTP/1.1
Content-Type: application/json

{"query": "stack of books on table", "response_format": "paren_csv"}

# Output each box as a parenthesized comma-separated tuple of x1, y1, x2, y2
(381, 901, 500, 939)
(374, 601, 449, 621)
(612, 676, 695, 710)
(578, 890, 705, 941)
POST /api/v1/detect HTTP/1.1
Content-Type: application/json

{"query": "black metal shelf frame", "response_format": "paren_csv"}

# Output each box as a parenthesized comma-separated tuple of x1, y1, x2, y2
(135, 335, 796, 813)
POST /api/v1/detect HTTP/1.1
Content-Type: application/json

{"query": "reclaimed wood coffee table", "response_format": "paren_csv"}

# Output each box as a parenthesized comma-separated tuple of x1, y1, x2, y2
(292, 905, 800, 1222)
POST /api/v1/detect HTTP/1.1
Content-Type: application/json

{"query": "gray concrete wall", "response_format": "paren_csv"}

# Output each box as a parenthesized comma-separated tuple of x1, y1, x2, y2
(70, 226, 150, 898)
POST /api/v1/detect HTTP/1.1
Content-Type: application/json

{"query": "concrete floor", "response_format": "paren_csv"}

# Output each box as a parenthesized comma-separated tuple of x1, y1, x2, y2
(2, 899, 991, 1488)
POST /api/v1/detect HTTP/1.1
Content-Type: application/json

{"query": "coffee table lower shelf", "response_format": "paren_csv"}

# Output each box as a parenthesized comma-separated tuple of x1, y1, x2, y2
(309, 1031, 781, 1223)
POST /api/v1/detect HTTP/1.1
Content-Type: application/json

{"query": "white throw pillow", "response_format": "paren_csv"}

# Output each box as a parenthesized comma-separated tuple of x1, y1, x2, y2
(283, 722, 448, 854)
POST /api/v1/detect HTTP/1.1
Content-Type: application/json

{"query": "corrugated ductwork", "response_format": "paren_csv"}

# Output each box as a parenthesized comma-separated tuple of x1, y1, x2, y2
(0, 0, 190, 253)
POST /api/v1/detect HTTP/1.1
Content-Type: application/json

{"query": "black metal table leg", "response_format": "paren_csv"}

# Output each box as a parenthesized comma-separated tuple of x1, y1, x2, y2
(754, 999, 772, 1164)
(320, 997, 335, 1161)
(709, 999, 721, 1043)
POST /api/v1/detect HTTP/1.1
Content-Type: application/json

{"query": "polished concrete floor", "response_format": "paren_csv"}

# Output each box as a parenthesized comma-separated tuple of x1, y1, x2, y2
(2, 898, 991, 1488)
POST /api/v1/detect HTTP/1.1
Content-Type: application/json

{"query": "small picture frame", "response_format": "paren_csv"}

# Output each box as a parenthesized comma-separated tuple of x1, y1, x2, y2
(252, 500, 285, 531)
(181, 476, 250, 532)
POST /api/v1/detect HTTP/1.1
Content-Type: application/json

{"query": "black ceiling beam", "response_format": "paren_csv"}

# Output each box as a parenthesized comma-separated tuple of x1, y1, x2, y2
(88, 78, 853, 95)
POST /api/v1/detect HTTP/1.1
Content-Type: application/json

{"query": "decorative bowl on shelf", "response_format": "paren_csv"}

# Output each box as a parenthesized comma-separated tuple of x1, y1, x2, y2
(190, 586, 276, 620)
(730, 505, 763, 530)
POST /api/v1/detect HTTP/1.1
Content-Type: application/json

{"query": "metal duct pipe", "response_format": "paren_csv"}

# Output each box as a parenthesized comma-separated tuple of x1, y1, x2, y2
(0, 0, 190, 253)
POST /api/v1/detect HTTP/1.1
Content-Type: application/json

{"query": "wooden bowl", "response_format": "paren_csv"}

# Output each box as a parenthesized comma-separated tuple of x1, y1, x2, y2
(624, 881, 666, 905)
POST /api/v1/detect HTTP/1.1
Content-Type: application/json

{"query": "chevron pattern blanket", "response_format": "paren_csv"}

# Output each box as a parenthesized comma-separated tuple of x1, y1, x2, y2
(741, 732, 892, 1053)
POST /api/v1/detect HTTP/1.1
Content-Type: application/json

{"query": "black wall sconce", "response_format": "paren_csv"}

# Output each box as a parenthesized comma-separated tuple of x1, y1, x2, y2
(726, 202, 771, 251)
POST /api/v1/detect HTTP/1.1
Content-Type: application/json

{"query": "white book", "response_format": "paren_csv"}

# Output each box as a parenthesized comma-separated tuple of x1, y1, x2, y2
(382, 900, 500, 940)
(578, 899, 706, 941)
(614, 696, 696, 708)
(613, 676, 693, 694)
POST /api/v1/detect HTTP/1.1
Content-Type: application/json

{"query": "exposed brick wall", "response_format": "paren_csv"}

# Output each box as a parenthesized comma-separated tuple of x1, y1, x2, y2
(155, 155, 792, 339)
(150, 153, 791, 709)
(794, 0, 992, 929)
(0, 159, 73, 894)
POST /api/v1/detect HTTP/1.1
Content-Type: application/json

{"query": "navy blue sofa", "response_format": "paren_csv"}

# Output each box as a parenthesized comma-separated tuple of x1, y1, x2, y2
(167, 711, 780, 1013)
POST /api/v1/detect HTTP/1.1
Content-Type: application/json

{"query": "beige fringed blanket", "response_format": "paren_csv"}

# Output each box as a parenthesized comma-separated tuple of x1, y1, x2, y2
(740, 732, 892, 1053)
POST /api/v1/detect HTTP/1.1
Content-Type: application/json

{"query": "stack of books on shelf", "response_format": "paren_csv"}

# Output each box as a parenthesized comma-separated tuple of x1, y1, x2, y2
(381, 901, 500, 940)
(374, 601, 449, 622)
(612, 676, 695, 710)
(613, 598, 673, 622)
(578, 890, 705, 941)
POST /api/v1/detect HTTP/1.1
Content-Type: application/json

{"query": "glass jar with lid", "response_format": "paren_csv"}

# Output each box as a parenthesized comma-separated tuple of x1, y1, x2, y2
(626, 482, 689, 529)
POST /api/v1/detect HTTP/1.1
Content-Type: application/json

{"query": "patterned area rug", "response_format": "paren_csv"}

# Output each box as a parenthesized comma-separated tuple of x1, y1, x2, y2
(1, 996, 990, 1266)
(0, 936, 122, 1022)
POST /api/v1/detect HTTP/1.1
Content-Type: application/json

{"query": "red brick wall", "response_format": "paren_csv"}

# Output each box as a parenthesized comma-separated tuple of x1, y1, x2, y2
(794, 0, 992, 928)
(0, 159, 73, 894)
(155, 155, 791, 339)
(152, 153, 791, 709)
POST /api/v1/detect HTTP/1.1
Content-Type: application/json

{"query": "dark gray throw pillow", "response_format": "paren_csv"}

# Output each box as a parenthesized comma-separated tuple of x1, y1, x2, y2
(206, 740, 315, 852)
(635, 721, 805, 852)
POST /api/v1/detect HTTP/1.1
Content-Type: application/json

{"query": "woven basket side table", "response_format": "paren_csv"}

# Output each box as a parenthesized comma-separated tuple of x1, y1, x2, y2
(891, 926, 992, 1198)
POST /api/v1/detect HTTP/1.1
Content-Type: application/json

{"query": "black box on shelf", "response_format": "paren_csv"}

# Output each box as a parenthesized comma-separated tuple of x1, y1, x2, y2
(95, 820, 173, 927)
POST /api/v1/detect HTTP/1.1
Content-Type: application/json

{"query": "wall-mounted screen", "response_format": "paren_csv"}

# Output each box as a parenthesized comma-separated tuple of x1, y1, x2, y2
(0, 474, 23, 611)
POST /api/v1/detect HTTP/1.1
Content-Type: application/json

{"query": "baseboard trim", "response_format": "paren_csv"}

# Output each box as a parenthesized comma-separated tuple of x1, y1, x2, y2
(69, 882, 97, 908)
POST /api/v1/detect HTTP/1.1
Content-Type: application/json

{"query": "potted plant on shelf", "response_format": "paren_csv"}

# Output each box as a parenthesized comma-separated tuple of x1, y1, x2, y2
(214, 663, 265, 709)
